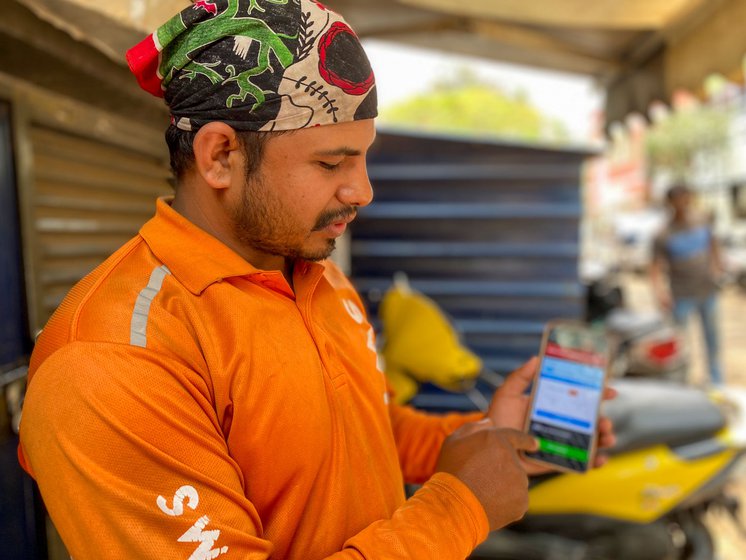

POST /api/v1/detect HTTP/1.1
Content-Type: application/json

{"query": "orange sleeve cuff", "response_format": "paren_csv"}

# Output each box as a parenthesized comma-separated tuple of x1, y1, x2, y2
(423, 472, 490, 547)
(440, 411, 486, 436)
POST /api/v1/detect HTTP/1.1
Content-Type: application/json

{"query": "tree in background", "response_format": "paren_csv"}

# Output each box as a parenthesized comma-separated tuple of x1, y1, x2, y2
(378, 68, 569, 143)
(645, 102, 731, 183)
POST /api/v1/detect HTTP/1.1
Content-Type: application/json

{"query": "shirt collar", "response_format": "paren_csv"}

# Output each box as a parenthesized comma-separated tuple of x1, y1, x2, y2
(140, 197, 263, 295)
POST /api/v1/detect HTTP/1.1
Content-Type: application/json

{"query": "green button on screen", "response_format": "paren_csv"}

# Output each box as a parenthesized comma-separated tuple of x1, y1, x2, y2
(538, 437, 589, 462)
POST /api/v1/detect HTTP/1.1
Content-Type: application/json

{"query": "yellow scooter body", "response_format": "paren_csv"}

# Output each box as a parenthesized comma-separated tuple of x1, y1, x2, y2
(528, 431, 737, 523)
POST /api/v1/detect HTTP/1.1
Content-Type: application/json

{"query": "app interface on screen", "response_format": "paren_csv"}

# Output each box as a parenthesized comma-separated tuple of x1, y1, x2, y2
(527, 338, 606, 471)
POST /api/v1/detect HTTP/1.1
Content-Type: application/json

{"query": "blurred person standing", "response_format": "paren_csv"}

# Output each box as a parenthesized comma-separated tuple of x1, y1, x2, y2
(651, 184, 726, 386)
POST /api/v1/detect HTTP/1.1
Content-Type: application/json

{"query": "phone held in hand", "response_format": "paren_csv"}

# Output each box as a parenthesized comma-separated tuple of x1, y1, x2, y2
(524, 320, 610, 473)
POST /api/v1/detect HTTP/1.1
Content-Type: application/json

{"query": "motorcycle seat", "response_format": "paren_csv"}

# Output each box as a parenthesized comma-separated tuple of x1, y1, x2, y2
(604, 379, 725, 454)
(605, 309, 667, 336)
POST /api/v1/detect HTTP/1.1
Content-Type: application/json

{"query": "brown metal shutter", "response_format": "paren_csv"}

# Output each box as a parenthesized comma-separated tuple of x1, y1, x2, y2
(29, 125, 171, 327)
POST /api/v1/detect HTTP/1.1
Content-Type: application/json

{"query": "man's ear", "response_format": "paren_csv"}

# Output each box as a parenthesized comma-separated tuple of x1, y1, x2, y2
(192, 122, 242, 191)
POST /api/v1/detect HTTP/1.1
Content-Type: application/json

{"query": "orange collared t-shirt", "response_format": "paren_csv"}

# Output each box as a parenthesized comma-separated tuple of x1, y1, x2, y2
(19, 198, 488, 560)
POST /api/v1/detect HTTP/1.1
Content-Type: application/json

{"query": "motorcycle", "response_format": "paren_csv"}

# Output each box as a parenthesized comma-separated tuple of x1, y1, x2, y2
(378, 282, 746, 559)
(472, 380, 746, 559)
(585, 268, 689, 382)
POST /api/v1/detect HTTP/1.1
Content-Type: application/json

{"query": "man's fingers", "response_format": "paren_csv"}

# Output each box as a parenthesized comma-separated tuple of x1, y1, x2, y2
(499, 356, 539, 395)
(598, 432, 617, 449)
(598, 416, 613, 433)
(593, 454, 609, 468)
(599, 433, 616, 449)
(500, 428, 539, 452)
(597, 417, 616, 449)
(603, 386, 618, 400)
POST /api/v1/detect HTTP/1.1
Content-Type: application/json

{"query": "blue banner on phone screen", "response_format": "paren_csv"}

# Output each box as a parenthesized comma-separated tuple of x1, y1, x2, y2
(527, 342, 605, 471)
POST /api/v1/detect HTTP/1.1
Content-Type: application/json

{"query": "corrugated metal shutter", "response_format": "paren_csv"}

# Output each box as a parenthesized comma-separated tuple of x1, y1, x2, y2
(350, 130, 591, 409)
(29, 125, 171, 325)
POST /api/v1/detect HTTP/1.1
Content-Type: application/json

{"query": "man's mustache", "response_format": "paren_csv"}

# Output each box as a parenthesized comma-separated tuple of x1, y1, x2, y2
(312, 207, 357, 231)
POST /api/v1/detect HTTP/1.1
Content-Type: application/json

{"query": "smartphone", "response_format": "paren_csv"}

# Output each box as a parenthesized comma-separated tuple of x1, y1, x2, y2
(524, 321, 610, 473)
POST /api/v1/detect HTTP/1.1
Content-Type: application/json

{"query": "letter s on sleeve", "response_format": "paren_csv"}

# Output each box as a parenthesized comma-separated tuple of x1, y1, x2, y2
(157, 485, 200, 517)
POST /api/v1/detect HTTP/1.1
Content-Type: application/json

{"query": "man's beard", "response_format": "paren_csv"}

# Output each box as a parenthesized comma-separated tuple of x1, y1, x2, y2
(229, 174, 356, 262)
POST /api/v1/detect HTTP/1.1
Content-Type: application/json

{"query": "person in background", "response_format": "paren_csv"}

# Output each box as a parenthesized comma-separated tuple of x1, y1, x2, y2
(651, 184, 726, 386)
(18, 1, 615, 558)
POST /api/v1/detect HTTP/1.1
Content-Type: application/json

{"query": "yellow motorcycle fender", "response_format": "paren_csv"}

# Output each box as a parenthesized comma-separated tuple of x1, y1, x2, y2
(528, 434, 737, 523)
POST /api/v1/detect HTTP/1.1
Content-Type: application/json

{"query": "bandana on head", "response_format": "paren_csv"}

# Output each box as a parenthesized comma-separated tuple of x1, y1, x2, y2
(126, 0, 377, 132)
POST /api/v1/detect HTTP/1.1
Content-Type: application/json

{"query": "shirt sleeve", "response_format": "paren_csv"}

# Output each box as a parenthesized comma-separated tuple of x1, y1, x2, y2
(20, 342, 275, 559)
(388, 401, 484, 484)
(19, 343, 488, 560)
(337, 472, 489, 559)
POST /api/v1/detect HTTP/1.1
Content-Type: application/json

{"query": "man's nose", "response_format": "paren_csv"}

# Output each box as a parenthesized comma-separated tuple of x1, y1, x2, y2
(338, 162, 373, 208)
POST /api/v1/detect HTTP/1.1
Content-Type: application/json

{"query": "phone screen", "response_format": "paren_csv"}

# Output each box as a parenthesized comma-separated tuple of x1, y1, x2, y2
(525, 323, 608, 473)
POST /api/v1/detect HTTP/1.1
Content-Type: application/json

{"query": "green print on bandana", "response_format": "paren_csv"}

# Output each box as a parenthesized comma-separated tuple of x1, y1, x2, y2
(157, 0, 296, 111)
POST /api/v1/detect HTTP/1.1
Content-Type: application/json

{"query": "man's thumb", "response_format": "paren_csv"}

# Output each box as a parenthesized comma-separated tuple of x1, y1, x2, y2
(500, 356, 539, 395)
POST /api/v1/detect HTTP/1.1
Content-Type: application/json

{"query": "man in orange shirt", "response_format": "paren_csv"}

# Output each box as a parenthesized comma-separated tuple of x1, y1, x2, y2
(19, 2, 614, 558)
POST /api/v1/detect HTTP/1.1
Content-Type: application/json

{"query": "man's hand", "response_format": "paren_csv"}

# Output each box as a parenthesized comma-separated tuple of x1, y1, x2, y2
(487, 357, 617, 475)
(650, 258, 673, 312)
(436, 421, 538, 532)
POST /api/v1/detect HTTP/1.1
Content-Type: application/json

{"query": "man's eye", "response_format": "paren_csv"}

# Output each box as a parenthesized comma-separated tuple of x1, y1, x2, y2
(319, 161, 341, 171)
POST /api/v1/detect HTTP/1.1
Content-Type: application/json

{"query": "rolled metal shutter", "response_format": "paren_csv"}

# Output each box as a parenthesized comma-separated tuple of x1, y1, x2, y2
(29, 125, 171, 326)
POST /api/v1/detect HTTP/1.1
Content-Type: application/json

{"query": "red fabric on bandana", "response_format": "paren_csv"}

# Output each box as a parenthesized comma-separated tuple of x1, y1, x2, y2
(126, 34, 164, 98)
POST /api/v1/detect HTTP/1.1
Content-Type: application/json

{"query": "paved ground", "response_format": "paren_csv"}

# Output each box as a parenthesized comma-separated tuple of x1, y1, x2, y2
(622, 274, 746, 559)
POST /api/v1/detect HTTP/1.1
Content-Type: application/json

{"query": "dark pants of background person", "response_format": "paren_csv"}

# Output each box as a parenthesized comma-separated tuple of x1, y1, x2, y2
(673, 293, 723, 386)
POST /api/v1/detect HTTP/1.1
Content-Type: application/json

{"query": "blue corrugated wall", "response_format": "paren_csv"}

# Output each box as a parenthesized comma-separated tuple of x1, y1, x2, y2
(350, 129, 591, 408)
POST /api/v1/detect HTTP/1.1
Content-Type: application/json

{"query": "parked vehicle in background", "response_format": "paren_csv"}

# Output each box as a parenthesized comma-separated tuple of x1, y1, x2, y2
(612, 209, 666, 274)
(722, 232, 746, 291)
(471, 379, 746, 560)
(584, 265, 689, 381)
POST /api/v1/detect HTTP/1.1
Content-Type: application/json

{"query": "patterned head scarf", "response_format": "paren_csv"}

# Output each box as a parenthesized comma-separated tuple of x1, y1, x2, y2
(126, 0, 377, 132)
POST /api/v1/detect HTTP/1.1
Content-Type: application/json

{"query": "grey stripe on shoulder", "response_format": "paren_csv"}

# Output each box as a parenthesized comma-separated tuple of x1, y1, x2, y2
(130, 264, 172, 348)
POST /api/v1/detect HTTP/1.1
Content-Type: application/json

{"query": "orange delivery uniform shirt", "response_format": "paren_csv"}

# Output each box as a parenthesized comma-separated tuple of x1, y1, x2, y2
(19, 198, 489, 560)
